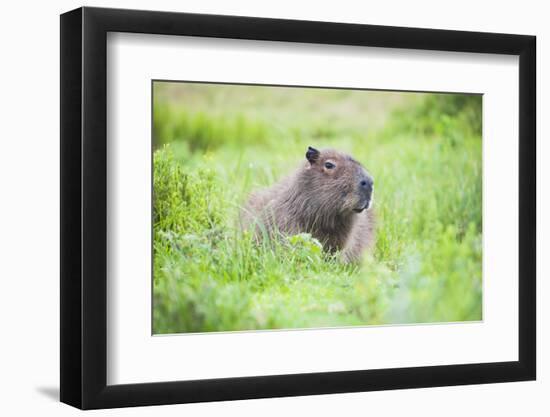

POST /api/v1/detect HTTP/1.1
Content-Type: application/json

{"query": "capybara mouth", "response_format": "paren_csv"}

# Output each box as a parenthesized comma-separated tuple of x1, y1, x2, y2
(353, 200, 371, 213)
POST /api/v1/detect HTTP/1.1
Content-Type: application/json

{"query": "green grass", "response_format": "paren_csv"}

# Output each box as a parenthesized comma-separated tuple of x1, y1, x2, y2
(152, 83, 482, 334)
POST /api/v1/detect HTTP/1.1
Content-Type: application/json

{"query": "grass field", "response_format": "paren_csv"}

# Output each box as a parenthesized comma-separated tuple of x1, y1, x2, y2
(152, 82, 482, 334)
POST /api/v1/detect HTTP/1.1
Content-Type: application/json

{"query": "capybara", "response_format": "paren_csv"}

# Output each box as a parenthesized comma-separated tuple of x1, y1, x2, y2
(242, 147, 375, 262)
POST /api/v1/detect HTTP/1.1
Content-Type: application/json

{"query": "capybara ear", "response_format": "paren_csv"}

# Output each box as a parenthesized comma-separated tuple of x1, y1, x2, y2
(306, 146, 320, 164)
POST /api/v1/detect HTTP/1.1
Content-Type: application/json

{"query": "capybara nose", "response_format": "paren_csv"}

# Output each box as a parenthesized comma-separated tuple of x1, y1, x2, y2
(359, 178, 373, 194)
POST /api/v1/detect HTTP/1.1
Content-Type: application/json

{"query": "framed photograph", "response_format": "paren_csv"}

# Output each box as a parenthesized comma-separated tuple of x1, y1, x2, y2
(60, 6, 536, 409)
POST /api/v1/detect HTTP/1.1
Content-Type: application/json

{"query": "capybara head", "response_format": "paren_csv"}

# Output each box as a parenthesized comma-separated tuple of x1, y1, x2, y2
(303, 146, 374, 215)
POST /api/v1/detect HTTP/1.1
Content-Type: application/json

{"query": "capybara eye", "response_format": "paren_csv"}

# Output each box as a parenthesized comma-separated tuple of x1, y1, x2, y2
(324, 162, 335, 169)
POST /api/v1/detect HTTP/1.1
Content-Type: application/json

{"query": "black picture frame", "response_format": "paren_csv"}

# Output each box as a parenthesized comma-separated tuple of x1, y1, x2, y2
(60, 6, 536, 410)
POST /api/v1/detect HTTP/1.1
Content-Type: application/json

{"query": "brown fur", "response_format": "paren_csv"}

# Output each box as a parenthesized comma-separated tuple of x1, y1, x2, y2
(242, 147, 375, 263)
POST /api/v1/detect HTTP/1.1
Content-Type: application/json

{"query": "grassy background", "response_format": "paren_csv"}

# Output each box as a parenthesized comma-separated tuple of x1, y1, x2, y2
(152, 82, 482, 334)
